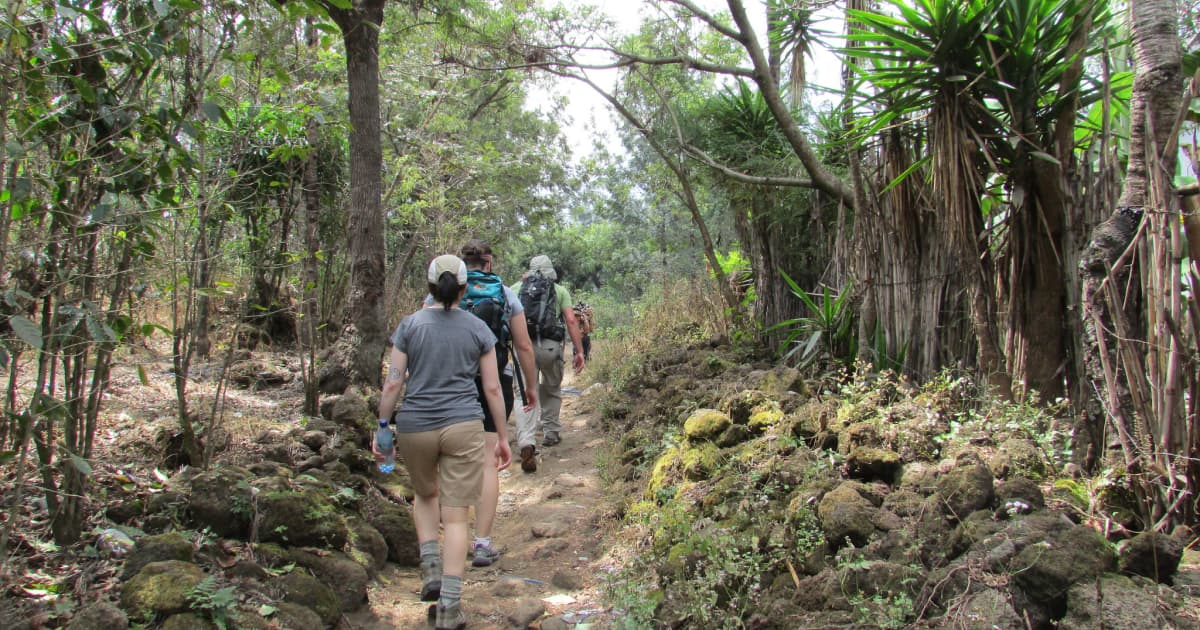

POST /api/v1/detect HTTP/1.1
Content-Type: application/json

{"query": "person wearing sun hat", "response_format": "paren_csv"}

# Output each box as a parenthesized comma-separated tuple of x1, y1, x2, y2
(374, 253, 511, 630)
(510, 254, 585, 468)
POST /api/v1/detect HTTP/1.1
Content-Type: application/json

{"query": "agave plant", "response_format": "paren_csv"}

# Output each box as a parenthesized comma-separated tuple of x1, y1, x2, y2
(771, 270, 856, 368)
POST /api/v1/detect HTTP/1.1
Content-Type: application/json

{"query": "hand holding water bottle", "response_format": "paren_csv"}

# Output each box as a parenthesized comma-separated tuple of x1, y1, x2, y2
(373, 419, 395, 473)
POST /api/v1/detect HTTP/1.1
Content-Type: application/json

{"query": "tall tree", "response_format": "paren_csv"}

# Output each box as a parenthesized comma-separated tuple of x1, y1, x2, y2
(1079, 0, 1191, 527)
(323, 0, 388, 390)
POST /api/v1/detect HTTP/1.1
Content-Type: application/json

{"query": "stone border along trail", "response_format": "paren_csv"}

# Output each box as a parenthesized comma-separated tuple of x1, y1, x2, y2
(345, 371, 615, 629)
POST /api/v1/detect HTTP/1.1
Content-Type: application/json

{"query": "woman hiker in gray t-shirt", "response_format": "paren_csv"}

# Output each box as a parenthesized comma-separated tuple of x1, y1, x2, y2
(374, 254, 511, 630)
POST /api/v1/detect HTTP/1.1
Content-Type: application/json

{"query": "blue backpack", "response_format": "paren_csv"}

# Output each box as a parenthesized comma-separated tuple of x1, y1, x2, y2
(461, 270, 509, 366)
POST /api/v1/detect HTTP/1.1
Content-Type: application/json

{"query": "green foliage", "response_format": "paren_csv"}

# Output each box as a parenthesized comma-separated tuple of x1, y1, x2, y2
(607, 429, 827, 628)
(770, 271, 856, 369)
(848, 591, 915, 630)
(187, 575, 239, 630)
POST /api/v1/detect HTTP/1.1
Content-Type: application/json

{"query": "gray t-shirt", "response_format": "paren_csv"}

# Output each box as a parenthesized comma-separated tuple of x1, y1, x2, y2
(390, 307, 496, 432)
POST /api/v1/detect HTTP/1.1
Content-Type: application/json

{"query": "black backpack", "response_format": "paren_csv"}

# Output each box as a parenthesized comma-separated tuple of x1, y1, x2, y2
(461, 269, 509, 369)
(518, 272, 565, 342)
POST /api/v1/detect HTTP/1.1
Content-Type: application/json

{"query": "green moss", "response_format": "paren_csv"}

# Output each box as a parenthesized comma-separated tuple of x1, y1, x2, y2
(747, 404, 784, 432)
(646, 442, 722, 503)
(683, 409, 732, 442)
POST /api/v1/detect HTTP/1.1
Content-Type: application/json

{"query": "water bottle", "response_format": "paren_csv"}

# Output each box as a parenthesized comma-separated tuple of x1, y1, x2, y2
(375, 420, 395, 473)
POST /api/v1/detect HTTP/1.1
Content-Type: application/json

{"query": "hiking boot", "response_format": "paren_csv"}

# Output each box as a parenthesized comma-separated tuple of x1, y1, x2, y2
(471, 541, 500, 567)
(419, 559, 442, 602)
(434, 600, 466, 630)
(520, 445, 537, 473)
(542, 432, 561, 447)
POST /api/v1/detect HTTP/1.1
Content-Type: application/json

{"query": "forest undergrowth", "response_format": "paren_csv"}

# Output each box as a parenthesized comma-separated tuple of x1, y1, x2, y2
(0, 279, 1196, 630)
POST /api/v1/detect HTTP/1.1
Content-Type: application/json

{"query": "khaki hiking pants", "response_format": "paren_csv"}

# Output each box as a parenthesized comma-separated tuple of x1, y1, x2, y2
(515, 337, 564, 448)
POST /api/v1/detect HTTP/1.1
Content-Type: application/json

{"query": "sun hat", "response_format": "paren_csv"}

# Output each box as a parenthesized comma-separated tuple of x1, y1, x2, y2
(427, 254, 468, 285)
(529, 254, 557, 280)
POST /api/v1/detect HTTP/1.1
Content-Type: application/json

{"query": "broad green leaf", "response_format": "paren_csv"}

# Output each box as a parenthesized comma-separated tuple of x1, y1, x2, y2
(71, 76, 96, 103)
(201, 100, 227, 124)
(70, 454, 93, 476)
(9, 315, 42, 349)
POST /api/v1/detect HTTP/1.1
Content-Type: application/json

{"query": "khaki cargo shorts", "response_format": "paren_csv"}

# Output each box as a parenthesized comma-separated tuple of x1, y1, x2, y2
(396, 420, 485, 508)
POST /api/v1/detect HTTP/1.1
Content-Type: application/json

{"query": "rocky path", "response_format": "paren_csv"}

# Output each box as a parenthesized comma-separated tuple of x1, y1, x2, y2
(345, 373, 615, 629)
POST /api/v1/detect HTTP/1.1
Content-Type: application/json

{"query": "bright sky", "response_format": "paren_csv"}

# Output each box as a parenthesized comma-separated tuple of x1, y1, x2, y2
(533, 0, 840, 161)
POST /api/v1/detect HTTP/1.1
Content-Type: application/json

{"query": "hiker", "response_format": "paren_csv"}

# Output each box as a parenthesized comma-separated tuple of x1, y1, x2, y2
(457, 239, 538, 566)
(573, 301, 595, 360)
(374, 254, 511, 630)
(511, 255, 585, 471)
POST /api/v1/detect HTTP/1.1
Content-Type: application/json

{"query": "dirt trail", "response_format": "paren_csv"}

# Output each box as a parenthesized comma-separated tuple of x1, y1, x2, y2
(346, 372, 615, 629)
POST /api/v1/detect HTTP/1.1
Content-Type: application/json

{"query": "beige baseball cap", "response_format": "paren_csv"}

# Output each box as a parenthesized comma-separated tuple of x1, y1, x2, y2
(427, 254, 468, 285)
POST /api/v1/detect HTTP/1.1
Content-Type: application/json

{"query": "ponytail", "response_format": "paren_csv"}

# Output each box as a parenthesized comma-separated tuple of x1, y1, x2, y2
(429, 273, 461, 310)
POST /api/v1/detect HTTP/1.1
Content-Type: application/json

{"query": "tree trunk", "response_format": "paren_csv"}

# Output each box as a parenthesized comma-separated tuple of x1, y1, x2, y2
(330, 1, 388, 390)
(1078, 0, 1183, 527)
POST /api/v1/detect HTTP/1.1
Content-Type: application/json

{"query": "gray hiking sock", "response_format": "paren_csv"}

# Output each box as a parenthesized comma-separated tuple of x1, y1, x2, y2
(420, 540, 441, 565)
(439, 574, 463, 607)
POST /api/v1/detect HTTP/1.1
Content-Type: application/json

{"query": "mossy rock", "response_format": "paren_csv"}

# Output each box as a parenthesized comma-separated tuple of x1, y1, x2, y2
(682, 409, 731, 442)
(935, 463, 996, 521)
(715, 423, 754, 448)
(273, 602, 325, 630)
(119, 560, 206, 621)
(289, 549, 369, 613)
(160, 613, 216, 630)
(276, 571, 341, 626)
(66, 602, 129, 630)
(789, 400, 837, 440)
(1059, 573, 1168, 629)
(1010, 525, 1116, 603)
(257, 489, 348, 549)
(845, 446, 903, 484)
(368, 503, 419, 566)
(987, 437, 1049, 480)
(251, 542, 293, 569)
(752, 366, 809, 398)
(838, 421, 883, 454)
(187, 467, 254, 537)
(121, 531, 195, 580)
(747, 402, 784, 432)
(227, 610, 273, 630)
(346, 517, 389, 573)
(646, 442, 722, 499)
(720, 390, 775, 425)
(816, 483, 878, 548)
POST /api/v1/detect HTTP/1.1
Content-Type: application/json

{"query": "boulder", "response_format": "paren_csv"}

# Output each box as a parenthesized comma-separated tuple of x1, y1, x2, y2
(1118, 529, 1186, 583)
(928, 589, 1024, 630)
(1010, 524, 1116, 606)
(256, 489, 348, 549)
(845, 446, 903, 484)
(1059, 573, 1167, 629)
(66, 602, 129, 630)
(346, 517, 389, 572)
(682, 409, 731, 442)
(186, 467, 253, 537)
(120, 560, 206, 621)
(276, 571, 341, 626)
(817, 483, 878, 547)
(273, 601, 325, 630)
(935, 462, 995, 521)
(121, 531, 195, 580)
(368, 504, 420, 566)
(289, 549, 369, 613)
(719, 390, 775, 425)
(160, 613, 216, 630)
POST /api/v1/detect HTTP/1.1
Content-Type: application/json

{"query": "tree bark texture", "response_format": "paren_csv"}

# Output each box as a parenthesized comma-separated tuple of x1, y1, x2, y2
(331, 1, 388, 390)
